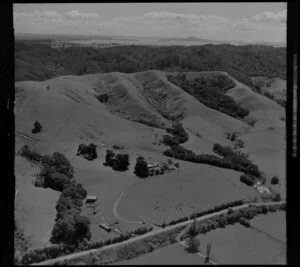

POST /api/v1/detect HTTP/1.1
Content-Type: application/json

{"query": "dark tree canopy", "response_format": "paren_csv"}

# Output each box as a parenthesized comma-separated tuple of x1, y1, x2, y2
(134, 156, 149, 178)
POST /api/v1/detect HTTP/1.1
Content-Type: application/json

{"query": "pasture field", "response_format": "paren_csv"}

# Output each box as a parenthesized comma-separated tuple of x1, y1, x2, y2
(194, 212, 286, 264)
(15, 156, 60, 249)
(117, 160, 259, 225)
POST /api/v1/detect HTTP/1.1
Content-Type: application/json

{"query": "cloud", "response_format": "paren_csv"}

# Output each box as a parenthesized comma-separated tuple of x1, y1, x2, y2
(64, 10, 100, 20)
(14, 9, 101, 24)
(252, 9, 286, 24)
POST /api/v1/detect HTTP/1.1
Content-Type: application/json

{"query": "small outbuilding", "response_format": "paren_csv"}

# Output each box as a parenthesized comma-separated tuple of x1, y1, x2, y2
(85, 196, 97, 205)
(99, 223, 111, 232)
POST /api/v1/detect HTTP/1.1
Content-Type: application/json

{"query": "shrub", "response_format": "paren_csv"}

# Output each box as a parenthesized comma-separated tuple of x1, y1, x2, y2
(240, 174, 255, 186)
(161, 134, 180, 147)
(271, 176, 279, 185)
(147, 242, 156, 252)
(77, 143, 97, 161)
(32, 121, 42, 134)
(239, 217, 251, 227)
(155, 169, 160, 175)
(166, 122, 189, 143)
(96, 93, 109, 103)
(167, 159, 173, 165)
(272, 193, 281, 202)
(174, 162, 180, 168)
(134, 156, 149, 178)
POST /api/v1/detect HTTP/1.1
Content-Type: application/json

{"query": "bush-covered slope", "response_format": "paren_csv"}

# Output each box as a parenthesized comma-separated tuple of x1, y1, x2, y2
(15, 41, 286, 89)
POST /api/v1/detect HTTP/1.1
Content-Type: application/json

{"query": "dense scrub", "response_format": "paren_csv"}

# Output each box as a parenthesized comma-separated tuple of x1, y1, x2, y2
(15, 40, 286, 90)
(167, 73, 249, 119)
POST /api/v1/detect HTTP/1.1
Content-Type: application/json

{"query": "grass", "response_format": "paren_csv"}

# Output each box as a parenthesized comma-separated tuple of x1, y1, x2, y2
(250, 211, 286, 243)
(194, 212, 286, 264)
(15, 156, 60, 249)
(117, 161, 259, 225)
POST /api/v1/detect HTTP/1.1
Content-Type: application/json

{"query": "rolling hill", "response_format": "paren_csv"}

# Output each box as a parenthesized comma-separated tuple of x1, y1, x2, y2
(15, 69, 285, 249)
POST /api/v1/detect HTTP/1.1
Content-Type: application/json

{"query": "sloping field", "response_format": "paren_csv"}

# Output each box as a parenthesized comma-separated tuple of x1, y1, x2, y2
(250, 211, 286, 243)
(117, 161, 259, 225)
(116, 243, 205, 265)
(15, 156, 60, 249)
(15, 70, 285, 243)
(195, 219, 286, 264)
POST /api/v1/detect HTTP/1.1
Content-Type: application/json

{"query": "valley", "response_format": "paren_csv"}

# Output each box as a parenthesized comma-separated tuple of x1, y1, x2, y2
(14, 39, 286, 265)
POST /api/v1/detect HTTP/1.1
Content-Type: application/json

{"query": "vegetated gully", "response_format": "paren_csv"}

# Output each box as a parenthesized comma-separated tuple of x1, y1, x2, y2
(32, 201, 285, 266)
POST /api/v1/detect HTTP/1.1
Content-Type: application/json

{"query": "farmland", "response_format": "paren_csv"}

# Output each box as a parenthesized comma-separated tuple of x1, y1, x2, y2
(14, 35, 285, 265)
(193, 211, 286, 264)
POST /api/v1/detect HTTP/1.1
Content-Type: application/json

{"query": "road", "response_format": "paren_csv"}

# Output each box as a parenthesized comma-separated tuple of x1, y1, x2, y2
(31, 201, 285, 265)
(15, 131, 40, 141)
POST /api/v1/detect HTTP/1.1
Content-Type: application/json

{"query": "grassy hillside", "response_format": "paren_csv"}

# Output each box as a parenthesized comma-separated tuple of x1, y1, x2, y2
(15, 40, 286, 90)
(15, 69, 285, 252)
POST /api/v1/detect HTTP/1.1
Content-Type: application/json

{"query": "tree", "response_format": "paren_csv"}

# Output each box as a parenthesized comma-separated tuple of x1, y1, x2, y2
(134, 156, 149, 178)
(112, 153, 130, 171)
(240, 174, 255, 186)
(188, 218, 198, 237)
(271, 176, 279, 185)
(32, 121, 42, 134)
(186, 236, 200, 253)
(74, 215, 91, 242)
(44, 172, 70, 192)
(105, 150, 115, 166)
(204, 241, 212, 264)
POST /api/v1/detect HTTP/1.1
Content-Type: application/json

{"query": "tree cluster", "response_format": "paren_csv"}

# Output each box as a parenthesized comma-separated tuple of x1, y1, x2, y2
(77, 143, 97, 161)
(166, 122, 189, 143)
(50, 183, 90, 245)
(167, 74, 249, 119)
(213, 143, 261, 177)
(104, 150, 130, 171)
(19, 144, 91, 247)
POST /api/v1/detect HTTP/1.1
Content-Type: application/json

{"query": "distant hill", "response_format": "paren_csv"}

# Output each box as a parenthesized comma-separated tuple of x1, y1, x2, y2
(15, 40, 286, 90)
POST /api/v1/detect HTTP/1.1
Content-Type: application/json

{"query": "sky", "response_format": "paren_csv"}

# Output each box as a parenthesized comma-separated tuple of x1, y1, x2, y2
(13, 3, 287, 43)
